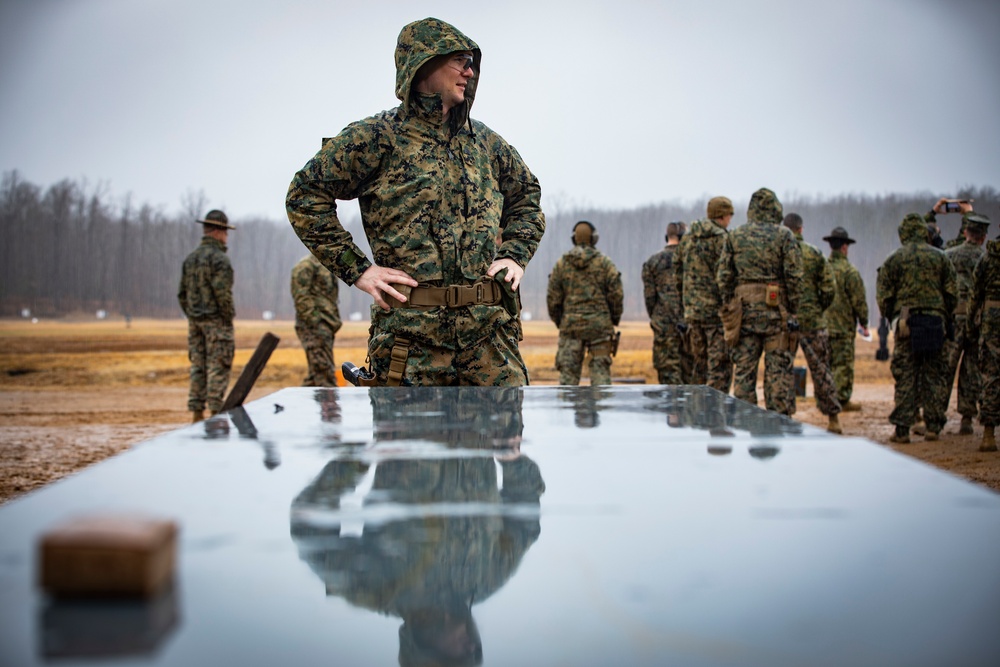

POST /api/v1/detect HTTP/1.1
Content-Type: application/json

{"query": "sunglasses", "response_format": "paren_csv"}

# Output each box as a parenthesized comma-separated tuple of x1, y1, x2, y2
(448, 54, 475, 73)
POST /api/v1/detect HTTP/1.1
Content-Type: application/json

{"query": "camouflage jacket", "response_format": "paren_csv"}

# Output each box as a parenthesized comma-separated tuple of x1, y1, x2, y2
(970, 239, 1000, 334)
(945, 240, 985, 310)
(177, 236, 234, 321)
(547, 245, 623, 338)
(717, 222, 803, 316)
(642, 244, 682, 333)
(794, 232, 835, 331)
(675, 218, 727, 323)
(826, 252, 869, 337)
(876, 214, 958, 323)
(285, 18, 545, 349)
(291, 253, 342, 332)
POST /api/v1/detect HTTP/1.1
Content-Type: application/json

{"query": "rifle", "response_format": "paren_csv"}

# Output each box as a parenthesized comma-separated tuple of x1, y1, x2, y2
(876, 316, 890, 361)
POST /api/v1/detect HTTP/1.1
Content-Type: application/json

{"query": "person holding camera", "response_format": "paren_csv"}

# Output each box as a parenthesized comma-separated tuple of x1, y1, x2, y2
(877, 213, 958, 444)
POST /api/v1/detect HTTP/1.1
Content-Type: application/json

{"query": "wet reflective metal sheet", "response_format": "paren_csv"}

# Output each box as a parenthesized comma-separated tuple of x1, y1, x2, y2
(1, 385, 998, 667)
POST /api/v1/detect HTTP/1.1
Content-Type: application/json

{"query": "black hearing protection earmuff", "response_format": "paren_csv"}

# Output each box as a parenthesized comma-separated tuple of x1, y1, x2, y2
(572, 220, 598, 246)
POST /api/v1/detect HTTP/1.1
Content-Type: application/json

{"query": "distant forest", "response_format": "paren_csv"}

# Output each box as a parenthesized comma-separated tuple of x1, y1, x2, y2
(2, 170, 997, 323)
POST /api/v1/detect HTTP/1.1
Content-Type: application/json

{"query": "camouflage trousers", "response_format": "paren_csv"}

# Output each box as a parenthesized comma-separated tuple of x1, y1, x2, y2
(829, 333, 856, 404)
(889, 338, 949, 433)
(187, 317, 234, 413)
(368, 320, 527, 386)
(980, 327, 1000, 426)
(787, 329, 842, 417)
(556, 333, 612, 386)
(944, 315, 981, 419)
(688, 321, 732, 392)
(731, 323, 795, 416)
(652, 327, 692, 384)
(295, 319, 338, 387)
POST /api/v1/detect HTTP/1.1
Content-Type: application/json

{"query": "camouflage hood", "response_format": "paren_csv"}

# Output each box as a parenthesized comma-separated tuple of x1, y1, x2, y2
(898, 213, 928, 245)
(567, 243, 601, 269)
(747, 188, 783, 224)
(395, 17, 481, 121)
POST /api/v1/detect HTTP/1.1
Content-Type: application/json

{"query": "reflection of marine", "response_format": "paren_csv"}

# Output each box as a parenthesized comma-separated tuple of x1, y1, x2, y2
(291, 387, 543, 666)
(291, 253, 342, 387)
(559, 385, 613, 429)
(547, 221, 624, 386)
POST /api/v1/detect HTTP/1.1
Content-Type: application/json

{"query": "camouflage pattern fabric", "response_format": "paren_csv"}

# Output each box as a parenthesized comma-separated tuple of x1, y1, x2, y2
(642, 244, 692, 384)
(178, 236, 235, 412)
(177, 236, 235, 321)
(717, 189, 803, 415)
(943, 241, 985, 419)
(185, 318, 234, 413)
(285, 17, 545, 386)
(291, 253, 342, 387)
(876, 213, 959, 432)
(787, 330, 842, 416)
(675, 217, 732, 390)
(970, 239, 1000, 426)
(827, 252, 869, 403)
(547, 244, 623, 386)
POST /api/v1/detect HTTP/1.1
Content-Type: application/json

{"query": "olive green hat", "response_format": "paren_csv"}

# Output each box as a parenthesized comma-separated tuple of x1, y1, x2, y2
(962, 211, 991, 231)
(197, 209, 235, 229)
(706, 196, 734, 220)
(822, 226, 856, 244)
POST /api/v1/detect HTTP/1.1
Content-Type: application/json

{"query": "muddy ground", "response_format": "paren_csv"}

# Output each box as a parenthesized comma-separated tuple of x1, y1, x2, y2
(1, 319, 998, 503)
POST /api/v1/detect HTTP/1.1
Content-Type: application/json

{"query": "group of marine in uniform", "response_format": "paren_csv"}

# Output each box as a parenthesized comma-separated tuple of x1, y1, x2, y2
(176, 16, 1000, 458)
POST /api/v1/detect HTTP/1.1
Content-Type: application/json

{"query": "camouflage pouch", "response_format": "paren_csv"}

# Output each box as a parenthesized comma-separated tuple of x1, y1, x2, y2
(492, 268, 521, 321)
(721, 299, 742, 348)
(765, 283, 781, 308)
(896, 305, 911, 339)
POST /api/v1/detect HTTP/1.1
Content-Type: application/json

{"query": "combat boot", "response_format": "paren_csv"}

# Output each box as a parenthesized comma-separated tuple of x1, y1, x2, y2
(911, 420, 927, 436)
(959, 416, 974, 435)
(889, 425, 910, 444)
(842, 401, 862, 412)
(827, 414, 843, 435)
(980, 426, 997, 453)
(191, 409, 205, 423)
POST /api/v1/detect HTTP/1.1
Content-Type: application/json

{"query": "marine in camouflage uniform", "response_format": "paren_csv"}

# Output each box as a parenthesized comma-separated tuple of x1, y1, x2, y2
(286, 18, 545, 387)
(823, 227, 869, 409)
(943, 212, 990, 434)
(642, 221, 692, 384)
(783, 214, 842, 432)
(547, 221, 624, 386)
(177, 210, 235, 421)
(291, 253, 342, 387)
(717, 188, 803, 416)
(876, 213, 958, 443)
(675, 196, 734, 392)
(970, 231, 1000, 451)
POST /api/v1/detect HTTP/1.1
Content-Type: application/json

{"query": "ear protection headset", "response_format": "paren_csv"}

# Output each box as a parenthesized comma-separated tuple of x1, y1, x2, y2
(572, 220, 598, 246)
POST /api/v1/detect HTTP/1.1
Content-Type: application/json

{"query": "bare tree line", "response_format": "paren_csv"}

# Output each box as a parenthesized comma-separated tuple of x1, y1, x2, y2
(2, 170, 997, 323)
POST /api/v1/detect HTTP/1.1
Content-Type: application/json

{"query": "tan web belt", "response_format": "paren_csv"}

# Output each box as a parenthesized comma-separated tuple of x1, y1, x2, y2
(387, 279, 501, 309)
(735, 283, 780, 304)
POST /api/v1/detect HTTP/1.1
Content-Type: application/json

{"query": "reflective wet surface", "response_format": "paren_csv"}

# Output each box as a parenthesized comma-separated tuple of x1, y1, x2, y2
(1, 385, 998, 666)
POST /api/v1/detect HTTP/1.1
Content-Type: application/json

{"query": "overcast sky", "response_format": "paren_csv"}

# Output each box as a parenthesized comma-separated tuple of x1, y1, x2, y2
(1, 0, 998, 222)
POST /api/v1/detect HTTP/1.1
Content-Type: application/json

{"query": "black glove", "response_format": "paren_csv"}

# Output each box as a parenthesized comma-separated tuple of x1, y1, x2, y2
(676, 321, 689, 335)
(787, 318, 800, 333)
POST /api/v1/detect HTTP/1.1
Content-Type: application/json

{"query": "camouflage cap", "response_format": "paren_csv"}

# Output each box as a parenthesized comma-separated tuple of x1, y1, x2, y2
(706, 196, 734, 220)
(822, 226, 856, 244)
(196, 209, 234, 230)
(747, 188, 783, 225)
(963, 211, 991, 230)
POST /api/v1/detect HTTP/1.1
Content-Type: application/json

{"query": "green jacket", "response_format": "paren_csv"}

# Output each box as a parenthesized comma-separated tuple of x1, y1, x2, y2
(945, 241, 986, 309)
(177, 236, 234, 321)
(291, 253, 341, 332)
(970, 239, 1000, 335)
(795, 232, 835, 331)
(675, 218, 727, 323)
(547, 244, 623, 338)
(642, 244, 682, 333)
(876, 213, 958, 322)
(286, 18, 545, 349)
(826, 252, 869, 337)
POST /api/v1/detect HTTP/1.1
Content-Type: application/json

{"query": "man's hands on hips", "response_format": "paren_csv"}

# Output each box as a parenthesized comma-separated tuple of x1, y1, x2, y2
(355, 265, 419, 311)
(487, 258, 524, 291)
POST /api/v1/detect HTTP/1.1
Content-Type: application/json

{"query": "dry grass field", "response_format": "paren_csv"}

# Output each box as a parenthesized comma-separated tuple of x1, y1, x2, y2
(1, 317, 997, 503)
